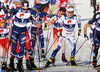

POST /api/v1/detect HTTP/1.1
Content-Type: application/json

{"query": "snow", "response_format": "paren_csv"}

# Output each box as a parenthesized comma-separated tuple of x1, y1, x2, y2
(1, 0, 100, 72)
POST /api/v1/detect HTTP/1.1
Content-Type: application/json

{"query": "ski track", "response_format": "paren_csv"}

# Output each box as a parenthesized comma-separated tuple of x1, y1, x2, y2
(1, 0, 100, 72)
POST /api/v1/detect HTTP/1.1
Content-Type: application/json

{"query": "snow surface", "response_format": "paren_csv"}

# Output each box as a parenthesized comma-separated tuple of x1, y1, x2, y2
(1, 0, 100, 72)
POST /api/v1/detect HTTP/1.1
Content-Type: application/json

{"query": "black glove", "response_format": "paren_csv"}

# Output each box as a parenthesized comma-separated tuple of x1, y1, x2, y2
(78, 28, 81, 36)
(84, 34, 89, 40)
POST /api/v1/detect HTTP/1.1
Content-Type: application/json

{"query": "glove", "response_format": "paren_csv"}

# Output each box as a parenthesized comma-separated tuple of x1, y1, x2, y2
(78, 32, 81, 36)
(78, 28, 81, 36)
(84, 34, 89, 40)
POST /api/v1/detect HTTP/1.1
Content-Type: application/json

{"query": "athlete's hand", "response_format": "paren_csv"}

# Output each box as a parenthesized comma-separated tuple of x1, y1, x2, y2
(78, 32, 81, 36)
(78, 28, 81, 36)
(84, 34, 89, 40)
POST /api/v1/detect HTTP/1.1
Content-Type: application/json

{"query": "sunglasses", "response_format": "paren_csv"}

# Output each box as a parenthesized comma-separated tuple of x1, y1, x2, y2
(22, 8, 28, 10)
(68, 11, 74, 13)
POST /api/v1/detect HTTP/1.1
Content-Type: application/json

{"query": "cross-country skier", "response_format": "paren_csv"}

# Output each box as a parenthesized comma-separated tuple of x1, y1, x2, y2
(45, 6, 81, 68)
(46, 7, 67, 65)
(30, 4, 49, 60)
(4, 1, 38, 71)
(0, 10, 11, 72)
(84, 12, 100, 68)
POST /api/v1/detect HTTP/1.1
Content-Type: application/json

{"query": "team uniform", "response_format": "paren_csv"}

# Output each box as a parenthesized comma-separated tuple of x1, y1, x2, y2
(90, 23, 95, 45)
(0, 10, 11, 71)
(45, 14, 81, 67)
(39, 0, 50, 24)
(53, 14, 63, 40)
(31, 6, 49, 60)
(6, 2, 37, 71)
(88, 16, 100, 67)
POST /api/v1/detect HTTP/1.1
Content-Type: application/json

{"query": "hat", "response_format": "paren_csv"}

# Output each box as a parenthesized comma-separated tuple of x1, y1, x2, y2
(22, 2, 29, 7)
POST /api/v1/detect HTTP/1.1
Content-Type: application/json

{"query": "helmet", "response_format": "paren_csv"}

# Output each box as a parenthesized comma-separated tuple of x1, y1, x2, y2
(34, 4, 41, 12)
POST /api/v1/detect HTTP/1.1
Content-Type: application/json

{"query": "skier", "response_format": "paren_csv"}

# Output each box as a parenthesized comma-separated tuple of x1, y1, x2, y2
(46, 7, 67, 65)
(4, 1, 37, 71)
(45, 6, 81, 68)
(0, 11, 11, 72)
(39, 0, 50, 30)
(30, 4, 49, 60)
(84, 12, 100, 68)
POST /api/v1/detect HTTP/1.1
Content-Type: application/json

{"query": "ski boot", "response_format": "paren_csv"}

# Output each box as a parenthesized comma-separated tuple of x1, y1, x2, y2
(45, 57, 53, 68)
(41, 49, 46, 60)
(8, 60, 16, 72)
(70, 56, 77, 66)
(26, 60, 32, 70)
(51, 57, 55, 66)
(30, 58, 38, 70)
(17, 61, 24, 72)
(44, 23, 47, 30)
(93, 56, 97, 68)
(1, 62, 8, 72)
(62, 53, 68, 62)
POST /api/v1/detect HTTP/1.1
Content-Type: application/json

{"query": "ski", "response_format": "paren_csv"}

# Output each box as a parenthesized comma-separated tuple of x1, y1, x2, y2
(23, 67, 51, 72)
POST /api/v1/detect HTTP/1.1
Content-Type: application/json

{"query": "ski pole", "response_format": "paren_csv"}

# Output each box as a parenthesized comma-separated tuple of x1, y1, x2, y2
(88, 29, 96, 70)
(76, 36, 79, 44)
(37, 13, 41, 68)
(66, 40, 87, 66)
(45, 37, 58, 55)
(88, 46, 93, 70)
(47, 31, 51, 51)
(46, 26, 49, 54)
(75, 40, 87, 55)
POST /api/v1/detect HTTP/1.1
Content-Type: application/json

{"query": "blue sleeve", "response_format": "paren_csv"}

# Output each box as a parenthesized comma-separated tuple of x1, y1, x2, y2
(3, 9, 8, 14)
(42, 11, 49, 16)
(88, 18, 97, 24)
(2, 15, 11, 20)
(48, 0, 50, 3)
(30, 9, 37, 16)
(78, 23, 81, 28)
(11, 8, 18, 15)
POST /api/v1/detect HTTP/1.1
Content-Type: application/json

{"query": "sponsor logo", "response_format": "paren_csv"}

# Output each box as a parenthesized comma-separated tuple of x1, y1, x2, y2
(19, 13, 24, 17)
(60, 40, 62, 42)
(0, 30, 3, 33)
(67, 20, 72, 24)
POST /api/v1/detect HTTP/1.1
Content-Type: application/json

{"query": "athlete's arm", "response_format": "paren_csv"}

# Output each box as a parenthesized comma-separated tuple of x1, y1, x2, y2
(77, 17, 81, 35)
(84, 22, 91, 34)
(47, 16, 56, 26)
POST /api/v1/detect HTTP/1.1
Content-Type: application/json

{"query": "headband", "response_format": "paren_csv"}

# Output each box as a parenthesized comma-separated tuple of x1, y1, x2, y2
(67, 8, 74, 11)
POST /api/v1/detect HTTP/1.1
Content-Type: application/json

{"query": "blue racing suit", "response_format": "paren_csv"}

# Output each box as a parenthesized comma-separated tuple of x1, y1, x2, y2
(89, 18, 100, 58)
(8, 7, 36, 60)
